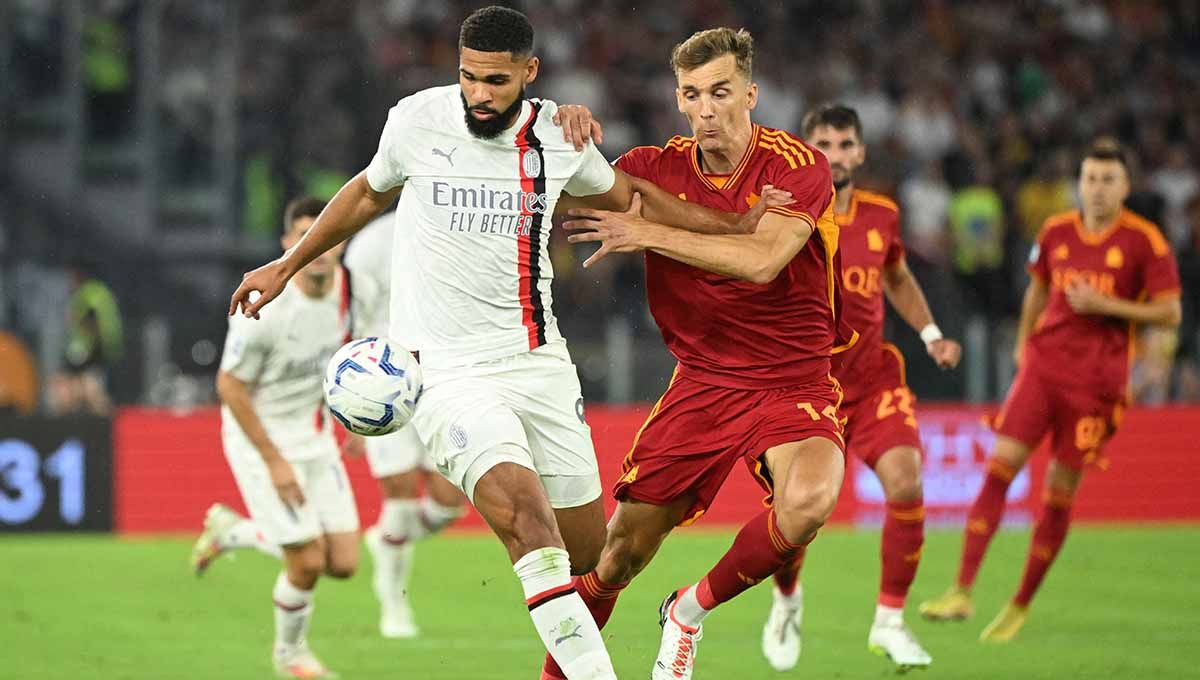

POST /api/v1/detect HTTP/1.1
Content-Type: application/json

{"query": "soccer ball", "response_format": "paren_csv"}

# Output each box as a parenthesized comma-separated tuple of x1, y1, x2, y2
(324, 337, 422, 436)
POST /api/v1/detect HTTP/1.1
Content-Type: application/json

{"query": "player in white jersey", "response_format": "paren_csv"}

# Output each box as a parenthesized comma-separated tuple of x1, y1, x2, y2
(343, 212, 467, 639)
(195, 197, 377, 679)
(229, 8, 780, 678)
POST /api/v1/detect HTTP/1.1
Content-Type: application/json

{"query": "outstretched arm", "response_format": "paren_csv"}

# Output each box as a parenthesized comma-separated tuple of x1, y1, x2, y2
(558, 168, 784, 235)
(567, 200, 812, 284)
(882, 258, 961, 368)
(229, 172, 402, 318)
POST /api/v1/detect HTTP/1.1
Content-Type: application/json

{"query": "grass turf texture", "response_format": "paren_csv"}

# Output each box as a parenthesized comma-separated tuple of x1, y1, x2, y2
(3, 526, 1197, 679)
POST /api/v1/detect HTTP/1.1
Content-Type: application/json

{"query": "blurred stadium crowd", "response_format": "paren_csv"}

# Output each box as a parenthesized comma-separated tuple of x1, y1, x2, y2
(3, 0, 1199, 412)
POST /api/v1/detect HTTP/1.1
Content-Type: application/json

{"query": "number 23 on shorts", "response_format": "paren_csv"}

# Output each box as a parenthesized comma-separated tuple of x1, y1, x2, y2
(876, 387, 917, 429)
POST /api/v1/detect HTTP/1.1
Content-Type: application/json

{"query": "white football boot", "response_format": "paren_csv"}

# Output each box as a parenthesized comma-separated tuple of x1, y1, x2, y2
(273, 641, 338, 678)
(868, 607, 932, 671)
(190, 503, 243, 576)
(652, 590, 703, 680)
(761, 584, 803, 671)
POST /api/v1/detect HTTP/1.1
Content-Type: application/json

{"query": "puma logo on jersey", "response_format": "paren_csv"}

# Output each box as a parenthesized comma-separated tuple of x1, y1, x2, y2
(432, 146, 457, 166)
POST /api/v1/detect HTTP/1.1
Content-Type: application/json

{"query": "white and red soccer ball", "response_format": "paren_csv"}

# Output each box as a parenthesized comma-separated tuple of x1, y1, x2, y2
(323, 337, 422, 436)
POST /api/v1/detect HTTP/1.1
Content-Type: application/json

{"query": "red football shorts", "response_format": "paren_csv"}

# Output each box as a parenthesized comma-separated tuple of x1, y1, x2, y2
(612, 370, 846, 525)
(993, 363, 1124, 470)
(839, 345, 923, 468)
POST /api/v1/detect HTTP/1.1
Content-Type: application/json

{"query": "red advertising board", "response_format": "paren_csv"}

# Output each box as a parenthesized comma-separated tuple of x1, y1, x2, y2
(112, 405, 1200, 533)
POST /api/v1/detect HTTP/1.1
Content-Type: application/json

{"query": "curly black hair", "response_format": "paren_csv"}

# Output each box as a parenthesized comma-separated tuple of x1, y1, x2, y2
(459, 5, 534, 57)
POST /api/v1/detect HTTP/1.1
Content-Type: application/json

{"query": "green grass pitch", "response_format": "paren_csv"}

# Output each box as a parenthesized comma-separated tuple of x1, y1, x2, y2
(3, 526, 1198, 679)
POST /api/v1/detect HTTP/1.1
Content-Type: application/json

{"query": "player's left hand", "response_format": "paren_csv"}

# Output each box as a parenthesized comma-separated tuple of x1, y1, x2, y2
(552, 104, 603, 151)
(927, 338, 962, 369)
(1065, 280, 1109, 315)
(564, 192, 648, 267)
(734, 184, 796, 233)
(341, 434, 366, 458)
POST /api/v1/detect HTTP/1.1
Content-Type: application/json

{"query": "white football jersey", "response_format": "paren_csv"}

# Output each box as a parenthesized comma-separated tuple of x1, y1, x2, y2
(365, 85, 616, 369)
(344, 213, 395, 339)
(219, 268, 378, 460)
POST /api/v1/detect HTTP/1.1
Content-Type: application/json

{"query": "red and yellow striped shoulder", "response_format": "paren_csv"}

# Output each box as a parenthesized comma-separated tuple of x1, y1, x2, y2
(755, 126, 819, 170)
(624, 144, 663, 155)
(663, 135, 695, 154)
(854, 189, 899, 214)
(1118, 209, 1172, 257)
(1039, 210, 1079, 238)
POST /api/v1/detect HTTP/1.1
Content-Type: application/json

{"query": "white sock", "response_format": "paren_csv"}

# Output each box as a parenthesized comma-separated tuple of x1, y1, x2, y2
(419, 497, 464, 535)
(774, 582, 803, 609)
(515, 547, 616, 680)
(272, 572, 314, 650)
(874, 603, 904, 627)
(379, 499, 422, 543)
(221, 519, 283, 559)
(672, 584, 710, 628)
(372, 500, 418, 610)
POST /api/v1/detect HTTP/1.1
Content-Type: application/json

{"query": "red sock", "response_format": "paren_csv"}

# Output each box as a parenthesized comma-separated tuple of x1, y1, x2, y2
(1013, 488, 1073, 607)
(773, 547, 807, 595)
(696, 508, 808, 610)
(540, 571, 626, 680)
(957, 458, 1017, 589)
(879, 499, 925, 608)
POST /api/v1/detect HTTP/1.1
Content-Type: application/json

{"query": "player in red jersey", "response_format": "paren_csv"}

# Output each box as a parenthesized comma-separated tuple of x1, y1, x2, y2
(542, 28, 854, 680)
(756, 104, 962, 672)
(920, 138, 1182, 641)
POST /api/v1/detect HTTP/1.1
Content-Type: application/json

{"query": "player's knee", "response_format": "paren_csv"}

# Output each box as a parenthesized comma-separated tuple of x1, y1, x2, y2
(884, 473, 924, 504)
(774, 485, 839, 544)
(287, 544, 327, 581)
(991, 436, 1032, 470)
(379, 471, 420, 499)
(567, 539, 602, 575)
(325, 554, 359, 579)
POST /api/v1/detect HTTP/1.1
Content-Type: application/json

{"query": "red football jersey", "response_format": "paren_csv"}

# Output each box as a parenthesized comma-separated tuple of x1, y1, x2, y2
(828, 190, 906, 401)
(616, 124, 854, 389)
(1025, 209, 1181, 397)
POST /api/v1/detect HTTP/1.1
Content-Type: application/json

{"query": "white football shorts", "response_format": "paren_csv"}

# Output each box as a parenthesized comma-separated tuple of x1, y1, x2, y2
(222, 431, 359, 546)
(410, 340, 601, 509)
(364, 423, 435, 478)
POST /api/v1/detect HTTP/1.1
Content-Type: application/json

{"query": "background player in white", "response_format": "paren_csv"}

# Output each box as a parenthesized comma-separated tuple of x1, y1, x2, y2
(229, 7, 780, 679)
(343, 212, 467, 639)
(194, 197, 373, 679)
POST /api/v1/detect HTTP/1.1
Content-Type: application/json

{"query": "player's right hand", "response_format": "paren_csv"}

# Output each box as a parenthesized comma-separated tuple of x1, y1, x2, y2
(565, 192, 649, 267)
(229, 258, 291, 319)
(267, 457, 305, 507)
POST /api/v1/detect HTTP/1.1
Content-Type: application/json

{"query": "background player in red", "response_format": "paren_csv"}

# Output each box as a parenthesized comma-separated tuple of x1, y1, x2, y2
(920, 138, 1182, 641)
(758, 104, 963, 672)
(547, 28, 853, 680)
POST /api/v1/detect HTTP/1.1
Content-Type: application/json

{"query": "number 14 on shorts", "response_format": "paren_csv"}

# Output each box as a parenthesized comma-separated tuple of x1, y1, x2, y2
(797, 402, 839, 424)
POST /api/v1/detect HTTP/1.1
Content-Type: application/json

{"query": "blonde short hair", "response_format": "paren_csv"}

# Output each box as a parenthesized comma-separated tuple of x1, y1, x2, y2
(670, 27, 753, 80)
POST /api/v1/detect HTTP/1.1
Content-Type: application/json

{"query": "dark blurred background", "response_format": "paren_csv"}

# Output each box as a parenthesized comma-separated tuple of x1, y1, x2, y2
(3, 0, 1199, 415)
